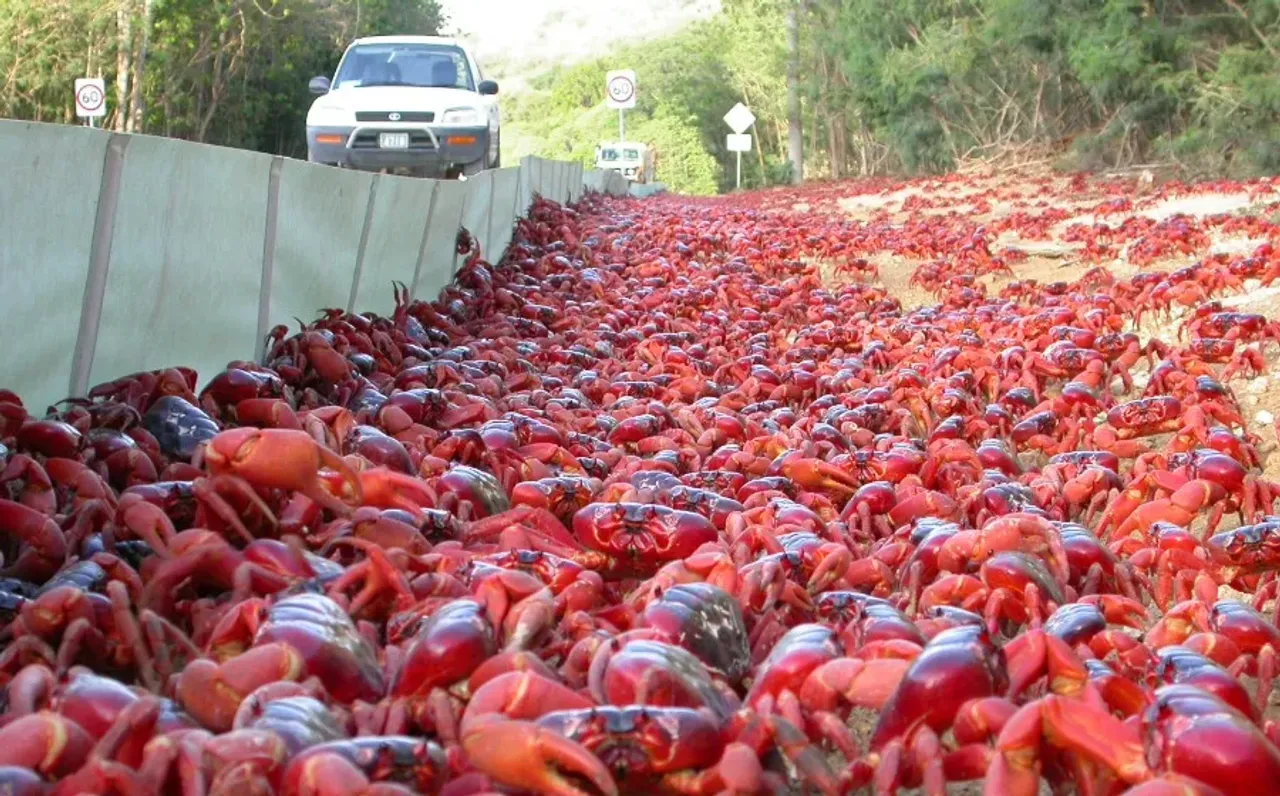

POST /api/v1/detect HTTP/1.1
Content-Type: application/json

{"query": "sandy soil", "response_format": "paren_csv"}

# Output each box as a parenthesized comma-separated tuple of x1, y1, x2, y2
(813, 170, 1280, 701)
(752, 170, 1280, 792)
(820, 171, 1280, 475)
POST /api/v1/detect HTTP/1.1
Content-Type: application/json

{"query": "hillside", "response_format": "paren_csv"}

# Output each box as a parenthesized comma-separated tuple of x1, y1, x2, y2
(440, 0, 721, 94)
(463, 0, 1280, 197)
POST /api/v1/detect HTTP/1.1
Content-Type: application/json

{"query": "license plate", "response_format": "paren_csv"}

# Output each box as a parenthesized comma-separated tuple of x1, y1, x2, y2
(379, 132, 409, 149)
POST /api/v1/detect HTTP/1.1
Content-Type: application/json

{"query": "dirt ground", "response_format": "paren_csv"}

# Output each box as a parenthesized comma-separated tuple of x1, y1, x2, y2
(778, 168, 1280, 792)
(815, 170, 1280, 487)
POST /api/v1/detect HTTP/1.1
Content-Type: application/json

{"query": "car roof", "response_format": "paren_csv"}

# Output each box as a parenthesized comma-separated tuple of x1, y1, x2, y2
(351, 35, 463, 48)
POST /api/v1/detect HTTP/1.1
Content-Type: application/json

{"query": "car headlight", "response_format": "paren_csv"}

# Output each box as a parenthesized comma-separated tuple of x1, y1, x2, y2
(441, 107, 481, 125)
(307, 102, 349, 126)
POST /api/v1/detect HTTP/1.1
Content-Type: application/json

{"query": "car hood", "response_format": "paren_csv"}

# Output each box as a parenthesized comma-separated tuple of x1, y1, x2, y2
(315, 86, 485, 114)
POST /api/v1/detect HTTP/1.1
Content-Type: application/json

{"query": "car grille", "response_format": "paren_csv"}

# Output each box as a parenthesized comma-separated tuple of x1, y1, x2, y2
(349, 130, 438, 151)
(355, 111, 434, 123)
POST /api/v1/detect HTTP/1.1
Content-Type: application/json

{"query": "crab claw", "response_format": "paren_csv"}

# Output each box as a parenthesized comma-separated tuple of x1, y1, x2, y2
(1119, 775, 1226, 796)
(0, 711, 93, 778)
(0, 498, 68, 581)
(1004, 629, 1088, 700)
(1145, 600, 1211, 648)
(984, 695, 1148, 796)
(1079, 594, 1148, 629)
(806, 544, 854, 594)
(771, 455, 858, 496)
(462, 716, 618, 796)
(349, 467, 437, 515)
(204, 428, 362, 518)
(176, 643, 305, 732)
(460, 671, 593, 736)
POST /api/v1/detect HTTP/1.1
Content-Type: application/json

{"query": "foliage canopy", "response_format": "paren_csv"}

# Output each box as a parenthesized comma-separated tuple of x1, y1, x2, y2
(510, 0, 1280, 192)
(7, 0, 1280, 193)
(0, 0, 443, 155)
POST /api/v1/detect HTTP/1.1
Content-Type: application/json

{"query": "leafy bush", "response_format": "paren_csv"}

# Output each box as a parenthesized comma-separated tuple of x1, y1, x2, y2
(24, 0, 1280, 190)
(0, 0, 444, 156)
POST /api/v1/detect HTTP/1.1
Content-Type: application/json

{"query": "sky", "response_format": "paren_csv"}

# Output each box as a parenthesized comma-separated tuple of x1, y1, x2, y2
(438, 0, 721, 82)
(438, 0, 546, 53)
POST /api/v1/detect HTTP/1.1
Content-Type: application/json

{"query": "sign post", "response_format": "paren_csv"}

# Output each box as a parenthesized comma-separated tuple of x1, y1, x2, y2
(75, 78, 106, 128)
(606, 70, 637, 143)
(723, 103, 756, 191)
(727, 134, 752, 189)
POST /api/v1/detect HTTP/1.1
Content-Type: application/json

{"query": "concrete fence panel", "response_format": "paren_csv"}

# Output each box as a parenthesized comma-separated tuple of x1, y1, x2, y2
(89, 135, 272, 392)
(350, 174, 438, 317)
(488, 167, 521, 263)
(518, 155, 537, 211)
(459, 170, 495, 263)
(554, 162, 568, 204)
(569, 163, 584, 202)
(412, 179, 468, 302)
(0, 122, 109, 408)
(530, 156, 548, 200)
(0, 120, 597, 405)
(268, 159, 376, 348)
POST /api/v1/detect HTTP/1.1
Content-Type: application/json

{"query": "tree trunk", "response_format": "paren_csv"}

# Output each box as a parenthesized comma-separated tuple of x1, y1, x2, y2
(754, 126, 766, 177)
(817, 50, 837, 180)
(127, 0, 153, 133)
(785, 0, 804, 185)
(1222, 0, 1278, 58)
(827, 114, 840, 180)
(115, 2, 133, 132)
(197, 18, 239, 143)
(197, 44, 226, 142)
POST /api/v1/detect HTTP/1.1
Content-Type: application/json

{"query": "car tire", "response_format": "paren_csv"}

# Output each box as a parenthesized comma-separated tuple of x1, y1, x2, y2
(491, 132, 501, 169)
(462, 157, 487, 177)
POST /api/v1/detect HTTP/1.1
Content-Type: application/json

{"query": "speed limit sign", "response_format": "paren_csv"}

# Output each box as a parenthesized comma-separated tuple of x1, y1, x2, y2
(74, 78, 106, 118)
(605, 70, 636, 110)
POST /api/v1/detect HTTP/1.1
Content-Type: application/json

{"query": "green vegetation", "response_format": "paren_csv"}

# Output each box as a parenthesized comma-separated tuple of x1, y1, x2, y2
(6, 0, 1280, 193)
(510, 0, 1280, 193)
(504, 2, 785, 195)
(0, 0, 442, 156)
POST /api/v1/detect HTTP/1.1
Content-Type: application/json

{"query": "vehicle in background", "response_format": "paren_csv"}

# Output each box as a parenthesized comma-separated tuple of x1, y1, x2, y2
(595, 141, 655, 183)
(305, 35, 500, 179)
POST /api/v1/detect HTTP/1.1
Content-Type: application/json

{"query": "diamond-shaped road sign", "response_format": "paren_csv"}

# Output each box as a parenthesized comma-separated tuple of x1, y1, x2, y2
(723, 102, 755, 135)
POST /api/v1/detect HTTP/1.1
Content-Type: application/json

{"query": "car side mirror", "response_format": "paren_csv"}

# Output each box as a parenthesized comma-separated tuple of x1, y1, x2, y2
(308, 76, 331, 95)
(478, 80, 499, 96)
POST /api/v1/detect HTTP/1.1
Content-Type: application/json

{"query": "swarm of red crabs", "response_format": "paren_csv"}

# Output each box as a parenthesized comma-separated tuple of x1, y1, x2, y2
(2, 172, 1280, 796)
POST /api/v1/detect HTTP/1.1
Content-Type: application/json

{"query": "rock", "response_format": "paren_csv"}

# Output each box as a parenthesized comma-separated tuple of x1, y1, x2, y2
(1257, 410, 1274, 426)
(1247, 395, 1259, 406)
(1248, 377, 1270, 394)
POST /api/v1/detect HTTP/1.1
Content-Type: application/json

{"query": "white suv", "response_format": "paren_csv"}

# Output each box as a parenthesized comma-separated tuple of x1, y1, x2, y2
(305, 36, 501, 178)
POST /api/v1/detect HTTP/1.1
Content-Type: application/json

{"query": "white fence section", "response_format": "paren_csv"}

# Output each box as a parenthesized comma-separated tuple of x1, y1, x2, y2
(0, 121, 635, 408)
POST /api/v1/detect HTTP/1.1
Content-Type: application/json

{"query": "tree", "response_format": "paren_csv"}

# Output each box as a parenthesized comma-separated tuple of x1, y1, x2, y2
(12, 0, 1280, 187)
(785, 0, 803, 183)
(0, 0, 444, 155)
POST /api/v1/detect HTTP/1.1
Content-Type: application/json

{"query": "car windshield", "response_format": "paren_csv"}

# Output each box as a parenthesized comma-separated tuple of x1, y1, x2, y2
(623, 148, 640, 161)
(334, 43, 474, 90)
(599, 149, 619, 162)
